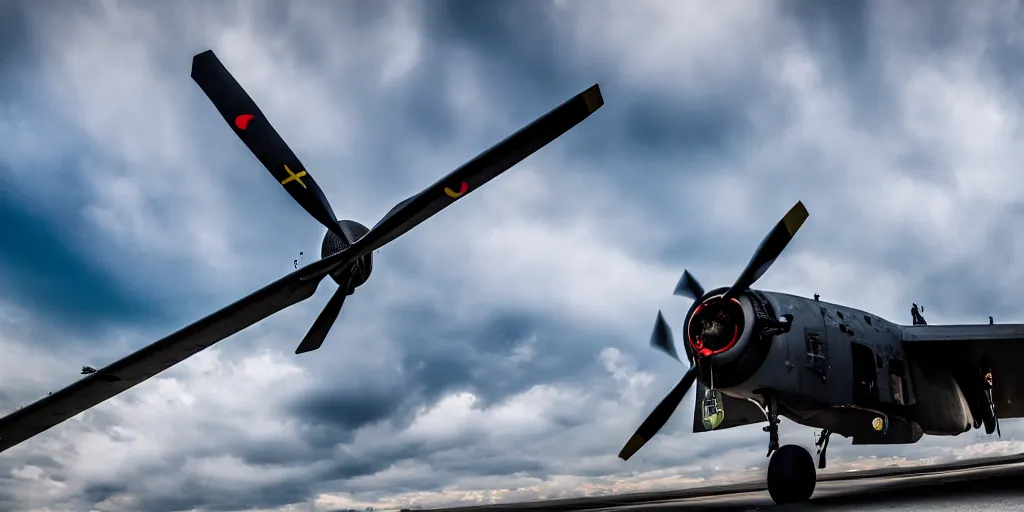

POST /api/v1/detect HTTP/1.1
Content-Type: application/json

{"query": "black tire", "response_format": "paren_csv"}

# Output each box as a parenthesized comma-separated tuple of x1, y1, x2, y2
(767, 444, 816, 505)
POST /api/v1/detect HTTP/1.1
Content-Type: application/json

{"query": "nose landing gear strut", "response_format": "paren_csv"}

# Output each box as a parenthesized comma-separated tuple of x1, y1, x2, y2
(815, 428, 831, 469)
(764, 395, 780, 457)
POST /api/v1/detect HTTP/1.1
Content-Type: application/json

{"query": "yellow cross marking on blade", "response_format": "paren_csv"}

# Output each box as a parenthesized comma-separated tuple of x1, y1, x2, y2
(281, 165, 308, 189)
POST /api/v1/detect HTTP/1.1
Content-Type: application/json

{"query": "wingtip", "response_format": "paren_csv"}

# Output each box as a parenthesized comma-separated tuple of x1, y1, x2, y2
(582, 84, 604, 114)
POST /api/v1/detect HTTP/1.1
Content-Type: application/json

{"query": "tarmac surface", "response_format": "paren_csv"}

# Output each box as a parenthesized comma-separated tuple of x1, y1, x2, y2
(418, 454, 1024, 511)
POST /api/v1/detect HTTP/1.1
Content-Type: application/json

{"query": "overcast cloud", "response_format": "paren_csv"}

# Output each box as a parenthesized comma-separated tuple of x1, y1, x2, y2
(2, 0, 1024, 510)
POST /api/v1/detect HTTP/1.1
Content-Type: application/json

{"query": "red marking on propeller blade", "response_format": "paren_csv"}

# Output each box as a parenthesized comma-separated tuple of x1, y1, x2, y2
(234, 114, 255, 130)
(444, 181, 469, 199)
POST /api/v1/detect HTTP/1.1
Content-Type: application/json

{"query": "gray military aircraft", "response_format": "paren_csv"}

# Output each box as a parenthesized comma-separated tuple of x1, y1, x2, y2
(0, 50, 604, 455)
(618, 201, 1019, 505)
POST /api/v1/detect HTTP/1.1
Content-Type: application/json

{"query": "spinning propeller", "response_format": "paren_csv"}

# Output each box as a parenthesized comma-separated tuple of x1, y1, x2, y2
(618, 201, 809, 461)
(191, 49, 604, 355)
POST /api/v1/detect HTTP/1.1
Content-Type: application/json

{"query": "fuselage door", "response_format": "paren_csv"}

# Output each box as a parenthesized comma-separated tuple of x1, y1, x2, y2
(851, 342, 880, 406)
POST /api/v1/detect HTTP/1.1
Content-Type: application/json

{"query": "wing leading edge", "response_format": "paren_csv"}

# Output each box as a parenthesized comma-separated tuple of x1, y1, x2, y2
(902, 324, 1024, 419)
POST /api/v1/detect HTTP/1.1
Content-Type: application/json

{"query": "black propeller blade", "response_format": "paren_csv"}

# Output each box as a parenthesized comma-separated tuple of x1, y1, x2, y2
(619, 366, 698, 461)
(304, 84, 606, 280)
(341, 85, 604, 262)
(618, 310, 695, 460)
(672, 270, 704, 300)
(190, 50, 345, 240)
(722, 201, 809, 302)
(650, 310, 680, 362)
(192, 49, 606, 356)
(295, 274, 352, 355)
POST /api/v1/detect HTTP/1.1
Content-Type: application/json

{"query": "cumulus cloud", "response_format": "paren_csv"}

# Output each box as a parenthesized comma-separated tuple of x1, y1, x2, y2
(2, 0, 1024, 511)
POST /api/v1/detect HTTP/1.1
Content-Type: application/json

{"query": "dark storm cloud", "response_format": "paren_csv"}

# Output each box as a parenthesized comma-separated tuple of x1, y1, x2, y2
(246, 298, 642, 506)
(423, 0, 574, 94)
(398, 1, 811, 287)
(128, 479, 310, 512)
(295, 386, 405, 434)
(286, 302, 614, 436)
(0, 170, 164, 332)
(0, 2, 35, 82)
(382, 0, 775, 223)
(782, 0, 895, 130)
(0, 2, 177, 333)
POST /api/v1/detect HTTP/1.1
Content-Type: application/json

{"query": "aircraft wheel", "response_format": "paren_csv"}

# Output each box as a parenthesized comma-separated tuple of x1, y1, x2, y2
(767, 444, 816, 505)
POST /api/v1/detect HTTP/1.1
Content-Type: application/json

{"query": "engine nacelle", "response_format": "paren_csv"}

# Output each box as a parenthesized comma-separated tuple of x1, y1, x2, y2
(321, 219, 373, 292)
(683, 287, 777, 389)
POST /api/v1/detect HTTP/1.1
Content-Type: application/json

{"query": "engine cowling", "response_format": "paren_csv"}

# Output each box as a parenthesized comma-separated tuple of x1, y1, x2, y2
(683, 287, 777, 389)
(321, 219, 373, 291)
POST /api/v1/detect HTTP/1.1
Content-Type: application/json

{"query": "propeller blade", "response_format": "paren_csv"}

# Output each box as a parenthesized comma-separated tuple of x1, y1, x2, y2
(722, 201, 809, 301)
(619, 366, 698, 461)
(650, 310, 680, 362)
(191, 50, 344, 239)
(295, 283, 349, 355)
(672, 270, 705, 300)
(339, 84, 604, 263)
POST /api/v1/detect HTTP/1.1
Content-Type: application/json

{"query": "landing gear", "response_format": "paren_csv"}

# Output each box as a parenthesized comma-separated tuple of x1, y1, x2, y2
(767, 444, 816, 505)
(760, 396, 816, 505)
(983, 406, 998, 435)
(982, 389, 1000, 437)
(763, 395, 780, 457)
(981, 368, 1001, 437)
(815, 429, 831, 469)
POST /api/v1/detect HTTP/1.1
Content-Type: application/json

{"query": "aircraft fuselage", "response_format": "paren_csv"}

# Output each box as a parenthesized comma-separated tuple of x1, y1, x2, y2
(685, 290, 980, 445)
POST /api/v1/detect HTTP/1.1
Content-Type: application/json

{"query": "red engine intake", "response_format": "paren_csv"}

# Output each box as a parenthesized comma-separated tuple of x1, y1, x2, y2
(686, 296, 746, 358)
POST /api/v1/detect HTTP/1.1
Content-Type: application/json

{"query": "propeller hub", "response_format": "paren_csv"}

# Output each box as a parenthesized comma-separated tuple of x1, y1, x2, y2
(321, 220, 372, 289)
(686, 296, 745, 358)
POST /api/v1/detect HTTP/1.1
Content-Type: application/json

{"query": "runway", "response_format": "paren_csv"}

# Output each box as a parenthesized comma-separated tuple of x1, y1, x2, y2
(418, 454, 1024, 511)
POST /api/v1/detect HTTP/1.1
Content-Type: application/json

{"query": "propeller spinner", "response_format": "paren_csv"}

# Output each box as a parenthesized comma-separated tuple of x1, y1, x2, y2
(191, 49, 605, 355)
(618, 201, 809, 461)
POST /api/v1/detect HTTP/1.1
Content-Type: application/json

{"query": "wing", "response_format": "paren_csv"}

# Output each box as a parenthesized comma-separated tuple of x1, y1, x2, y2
(691, 382, 767, 433)
(0, 261, 337, 454)
(902, 324, 1024, 419)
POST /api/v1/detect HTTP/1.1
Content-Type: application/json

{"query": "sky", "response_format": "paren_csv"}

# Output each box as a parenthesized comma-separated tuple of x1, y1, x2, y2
(2, 0, 1024, 510)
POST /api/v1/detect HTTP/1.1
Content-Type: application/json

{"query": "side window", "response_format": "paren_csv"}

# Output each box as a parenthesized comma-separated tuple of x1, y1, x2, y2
(805, 331, 828, 379)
